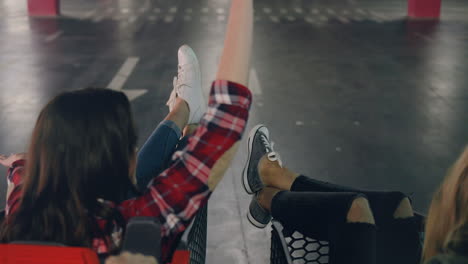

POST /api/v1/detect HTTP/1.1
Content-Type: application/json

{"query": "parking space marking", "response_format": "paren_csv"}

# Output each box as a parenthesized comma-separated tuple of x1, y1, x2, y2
(263, 7, 272, 14)
(108, 57, 147, 101)
(164, 16, 175, 23)
(108, 57, 140, 91)
(44, 31, 63, 42)
(270, 16, 280, 23)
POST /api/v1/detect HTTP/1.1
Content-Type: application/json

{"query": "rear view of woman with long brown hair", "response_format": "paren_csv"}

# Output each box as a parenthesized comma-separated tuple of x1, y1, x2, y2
(0, 1, 255, 263)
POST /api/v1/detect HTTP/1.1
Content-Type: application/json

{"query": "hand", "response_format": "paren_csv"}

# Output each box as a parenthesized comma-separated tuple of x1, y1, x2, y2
(0, 153, 26, 168)
(105, 252, 158, 264)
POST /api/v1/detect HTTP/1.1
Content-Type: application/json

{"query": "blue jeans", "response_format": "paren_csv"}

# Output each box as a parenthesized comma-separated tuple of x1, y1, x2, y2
(135, 120, 182, 191)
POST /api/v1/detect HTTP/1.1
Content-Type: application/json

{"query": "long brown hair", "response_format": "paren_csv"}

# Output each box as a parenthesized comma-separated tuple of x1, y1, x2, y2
(1, 88, 137, 247)
(422, 146, 468, 261)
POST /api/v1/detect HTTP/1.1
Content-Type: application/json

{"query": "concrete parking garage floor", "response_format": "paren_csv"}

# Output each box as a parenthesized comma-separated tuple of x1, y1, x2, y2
(0, 0, 467, 263)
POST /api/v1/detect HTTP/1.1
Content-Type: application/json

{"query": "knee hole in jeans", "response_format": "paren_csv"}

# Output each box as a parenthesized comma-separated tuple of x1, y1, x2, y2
(393, 197, 414, 219)
(346, 197, 376, 225)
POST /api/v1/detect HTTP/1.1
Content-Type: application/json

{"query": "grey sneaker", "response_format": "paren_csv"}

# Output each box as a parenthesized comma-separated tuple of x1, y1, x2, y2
(247, 193, 272, 229)
(242, 124, 282, 194)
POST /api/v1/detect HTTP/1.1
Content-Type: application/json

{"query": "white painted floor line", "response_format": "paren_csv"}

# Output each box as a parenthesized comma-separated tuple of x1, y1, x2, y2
(128, 16, 137, 23)
(356, 8, 366, 14)
(164, 16, 174, 23)
(123, 90, 148, 101)
(249, 68, 262, 95)
(169, 7, 178, 13)
(92, 14, 105, 23)
(108, 57, 147, 101)
(84, 10, 96, 18)
(338, 17, 350, 23)
(44, 31, 63, 42)
(108, 57, 140, 91)
(263, 7, 272, 14)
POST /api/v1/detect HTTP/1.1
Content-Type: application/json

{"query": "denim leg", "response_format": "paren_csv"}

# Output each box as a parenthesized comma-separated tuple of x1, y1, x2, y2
(136, 120, 182, 191)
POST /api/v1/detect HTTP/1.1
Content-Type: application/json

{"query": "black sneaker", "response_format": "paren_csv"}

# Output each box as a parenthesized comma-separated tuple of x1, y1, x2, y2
(242, 124, 280, 194)
(247, 193, 272, 229)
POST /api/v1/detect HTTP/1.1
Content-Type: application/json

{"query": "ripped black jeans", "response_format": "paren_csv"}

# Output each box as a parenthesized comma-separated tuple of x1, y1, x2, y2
(271, 176, 421, 264)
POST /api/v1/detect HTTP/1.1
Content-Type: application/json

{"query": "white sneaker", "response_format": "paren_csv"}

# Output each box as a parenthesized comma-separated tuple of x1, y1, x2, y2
(166, 45, 206, 124)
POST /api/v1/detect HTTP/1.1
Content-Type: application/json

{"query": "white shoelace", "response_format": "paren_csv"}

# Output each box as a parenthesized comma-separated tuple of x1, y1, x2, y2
(166, 64, 187, 109)
(177, 65, 184, 81)
(165, 77, 178, 111)
(260, 135, 283, 168)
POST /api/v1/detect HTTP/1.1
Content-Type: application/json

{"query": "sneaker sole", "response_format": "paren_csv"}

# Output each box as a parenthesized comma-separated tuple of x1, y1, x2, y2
(242, 124, 269, 194)
(247, 210, 268, 229)
(184, 48, 205, 124)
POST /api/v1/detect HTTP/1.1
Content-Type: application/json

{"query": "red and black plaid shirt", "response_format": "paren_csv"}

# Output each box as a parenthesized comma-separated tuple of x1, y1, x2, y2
(5, 80, 252, 263)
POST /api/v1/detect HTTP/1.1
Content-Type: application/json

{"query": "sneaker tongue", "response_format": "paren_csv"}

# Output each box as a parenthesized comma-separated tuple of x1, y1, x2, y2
(259, 135, 271, 151)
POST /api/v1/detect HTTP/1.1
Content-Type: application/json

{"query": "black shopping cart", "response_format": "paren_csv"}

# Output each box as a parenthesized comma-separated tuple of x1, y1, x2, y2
(270, 212, 426, 264)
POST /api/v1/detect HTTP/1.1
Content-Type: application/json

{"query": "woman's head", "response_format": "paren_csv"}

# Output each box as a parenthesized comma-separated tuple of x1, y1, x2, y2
(1, 88, 137, 246)
(423, 146, 468, 261)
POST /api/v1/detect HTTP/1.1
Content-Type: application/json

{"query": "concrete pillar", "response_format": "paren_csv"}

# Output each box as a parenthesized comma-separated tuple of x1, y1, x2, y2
(408, 0, 441, 19)
(28, 0, 60, 17)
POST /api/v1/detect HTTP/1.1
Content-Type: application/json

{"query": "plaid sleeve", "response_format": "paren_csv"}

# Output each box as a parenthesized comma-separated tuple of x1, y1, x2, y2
(5, 159, 26, 215)
(118, 80, 251, 263)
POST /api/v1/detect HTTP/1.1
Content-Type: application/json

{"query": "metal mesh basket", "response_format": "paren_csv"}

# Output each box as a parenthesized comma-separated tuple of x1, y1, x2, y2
(271, 220, 329, 264)
(271, 213, 426, 264)
(186, 203, 208, 264)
